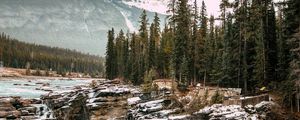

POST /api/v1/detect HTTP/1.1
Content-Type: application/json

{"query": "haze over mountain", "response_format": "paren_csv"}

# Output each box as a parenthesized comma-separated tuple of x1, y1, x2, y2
(0, 0, 166, 56)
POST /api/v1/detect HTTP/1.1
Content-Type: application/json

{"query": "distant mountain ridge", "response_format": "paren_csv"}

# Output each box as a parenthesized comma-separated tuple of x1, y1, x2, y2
(0, 0, 166, 56)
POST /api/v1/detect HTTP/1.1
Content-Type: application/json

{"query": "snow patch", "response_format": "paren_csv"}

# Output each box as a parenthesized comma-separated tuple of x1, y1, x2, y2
(120, 11, 136, 32)
(127, 97, 141, 105)
(168, 115, 190, 119)
(123, 0, 169, 15)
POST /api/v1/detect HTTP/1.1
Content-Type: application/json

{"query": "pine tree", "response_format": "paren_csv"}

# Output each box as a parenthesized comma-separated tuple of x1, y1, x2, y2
(221, 13, 237, 87)
(206, 15, 215, 84)
(276, 5, 289, 83)
(239, 0, 255, 94)
(160, 25, 175, 78)
(138, 10, 149, 83)
(149, 23, 156, 69)
(167, 0, 177, 30)
(173, 0, 191, 83)
(189, 0, 198, 85)
(153, 13, 161, 47)
(285, 0, 300, 84)
(219, 0, 231, 87)
(105, 28, 115, 80)
(265, 3, 278, 84)
(123, 31, 130, 79)
(148, 13, 160, 71)
(115, 30, 125, 77)
(129, 33, 140, 84)
(250, 0, 265, 87)
(198, 1, 208, 86)
(284, 0, 300, 111)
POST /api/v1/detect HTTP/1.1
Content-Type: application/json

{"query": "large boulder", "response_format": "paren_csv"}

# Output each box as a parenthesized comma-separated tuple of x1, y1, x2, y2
(127, 99, 176, 119)
(93, 86, 130, 98)
(46, 92, 90, 120)
(19, 106, 37, 114)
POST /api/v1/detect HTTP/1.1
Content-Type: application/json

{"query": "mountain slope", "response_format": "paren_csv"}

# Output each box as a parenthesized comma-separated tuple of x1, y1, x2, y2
(0, 0, 166, 56)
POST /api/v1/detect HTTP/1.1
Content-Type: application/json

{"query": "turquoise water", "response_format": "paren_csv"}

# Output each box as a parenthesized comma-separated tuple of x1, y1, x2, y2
(0, 78, 93, 98)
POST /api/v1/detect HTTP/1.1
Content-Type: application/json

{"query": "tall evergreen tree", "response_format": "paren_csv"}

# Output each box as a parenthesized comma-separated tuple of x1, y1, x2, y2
(105, 28, 115, 80)
(160, 25, 175, 78)
(123, 31, 130, 79)
(149, 23, 156, 69)
(115, 30, 125, 77)
(189, 0, 199, 85)
(173, 0, 191, 83)
(206, 15, 215, 84)
(221, 13, 238, 87)
(251, 0, 265, 87)
(276, 5, 289, 82)
(265, 3, 278, 84)
(138, 10, 149, 82)
(129, 33, 140, 84)
(284, 0, 300, 110)
(148, 13, 160, 71)
(167, 0, 177, 30)
(198, 1, 208, 86)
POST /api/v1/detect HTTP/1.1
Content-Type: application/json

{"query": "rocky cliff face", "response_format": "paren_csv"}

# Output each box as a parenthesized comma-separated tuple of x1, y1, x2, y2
(42, 92, 90, 120)
(41, 79, 138, 120)
(0, 0, 166, 55)
(0, 96, 43, 119)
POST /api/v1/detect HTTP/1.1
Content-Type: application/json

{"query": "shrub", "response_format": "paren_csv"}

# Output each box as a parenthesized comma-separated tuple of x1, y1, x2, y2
(210, 90, 223, 104)
(89, 80, 98, 88)
(25, 68, 31, 75)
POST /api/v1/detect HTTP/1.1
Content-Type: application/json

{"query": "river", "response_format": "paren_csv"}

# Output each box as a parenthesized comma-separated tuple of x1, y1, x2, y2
(0, 77, 94, 98)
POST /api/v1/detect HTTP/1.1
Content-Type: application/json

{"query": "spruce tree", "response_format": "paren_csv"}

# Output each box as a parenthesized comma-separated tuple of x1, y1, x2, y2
(160, 25, 175, 78)
(138, 10, 149, 83)
(148, 13, 160, 71)
(115, 30, 125, 77)
(251, 0, 265, 87)
(276, 5, 289, 82)
(105, 28, 115, 80)
(149, 23, 156, 69)
(206, 15, 215, 84)
(198, 1, 208, 86)
(129, 33, 140, 84)
(284, 0, 300, 110)
(189, 0, 199, 85)
(123, 32, 130, 79)
(221, 13, 237, 87)
(265, 3, 278, 84)
(173, 0, 191, 83)
(167, 0, 177, 30)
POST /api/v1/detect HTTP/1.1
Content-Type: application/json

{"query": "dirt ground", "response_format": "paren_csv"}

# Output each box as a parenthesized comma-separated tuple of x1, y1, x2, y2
(0, 67, 24, 77)
(0, 67, 96, 79)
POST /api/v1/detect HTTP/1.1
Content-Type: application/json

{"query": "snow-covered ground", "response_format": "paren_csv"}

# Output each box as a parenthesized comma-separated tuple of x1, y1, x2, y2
(127, 96, 276, 120)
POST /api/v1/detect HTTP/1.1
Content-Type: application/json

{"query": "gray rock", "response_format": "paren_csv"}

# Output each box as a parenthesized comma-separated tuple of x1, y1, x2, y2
(0, 106, 15, 111)
(0, 111, 9, 118)
(19, 107, 37, 114)
(20, 110, 29, 116)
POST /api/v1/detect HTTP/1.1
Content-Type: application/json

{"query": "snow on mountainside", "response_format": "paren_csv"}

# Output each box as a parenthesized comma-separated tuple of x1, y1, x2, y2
(122, 0, 219, 16)
(123, 0, 170, 15)
(0, 0, 166, 55)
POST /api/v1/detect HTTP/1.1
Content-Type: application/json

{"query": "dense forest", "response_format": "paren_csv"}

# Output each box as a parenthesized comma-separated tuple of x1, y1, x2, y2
(0, 32, 104, 76)
(105, 0, 299, 110)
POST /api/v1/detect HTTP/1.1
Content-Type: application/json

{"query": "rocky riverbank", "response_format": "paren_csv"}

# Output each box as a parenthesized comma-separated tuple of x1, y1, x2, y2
(0, 78, 290, 120)
(41, 79, 139, 120)
(0, 96, 45, 119)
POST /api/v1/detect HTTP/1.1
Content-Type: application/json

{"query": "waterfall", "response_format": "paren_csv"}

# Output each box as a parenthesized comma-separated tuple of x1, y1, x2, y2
(33, 100, 56, 120)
